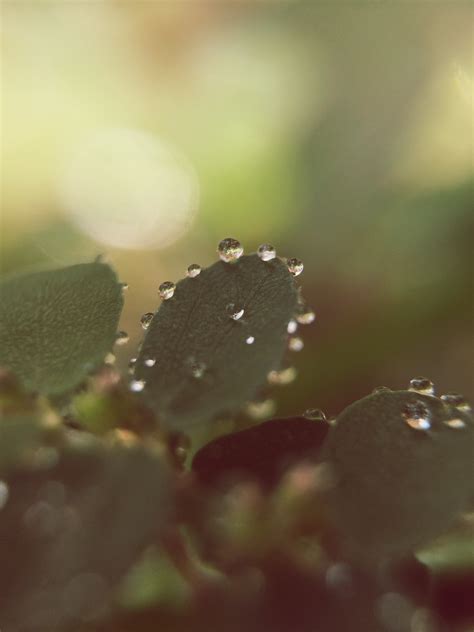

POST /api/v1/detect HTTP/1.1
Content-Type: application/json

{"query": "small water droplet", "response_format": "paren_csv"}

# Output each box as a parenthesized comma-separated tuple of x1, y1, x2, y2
(267, 367, 297, 385)
(257, 243, 276, 261)
(226, 303, 245, 320)
(295, 304, 315, 325)
(104, 352, 116, 365)
(218, 237, 243, 263)
(143, 357, 156, 367)
(129, 379, 146, 393)
(443, 418, 466, 429)
(115, 331, 129, 346)
(287, 257, 304, 276)
(0, 481, 9, 510)
(403, 401, 431, 431)
(303, 408, 326, 421)
(287, 319, 298, 334)
(373, 386, 391, 394)
(140, 312, 154, 330)
(245, 335, 255, 345)
(288, 336, 304, 352)
(245, 399, 276, 419)
(187, 263, 201, 278)
(128, 357, 137, 374)
(440, 392, 471, 413)
(121, 282, 129, 291)
(159, 281, 176, 300)
(191, 362, 206, 379)
(409, 377, 435, 396)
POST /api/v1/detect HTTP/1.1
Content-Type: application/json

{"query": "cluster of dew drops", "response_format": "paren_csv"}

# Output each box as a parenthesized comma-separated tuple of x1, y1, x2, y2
(116, 238, 314, 397)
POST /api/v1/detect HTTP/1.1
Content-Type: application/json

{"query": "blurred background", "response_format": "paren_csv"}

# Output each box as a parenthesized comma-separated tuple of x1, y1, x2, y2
(1, 1, 473, 418)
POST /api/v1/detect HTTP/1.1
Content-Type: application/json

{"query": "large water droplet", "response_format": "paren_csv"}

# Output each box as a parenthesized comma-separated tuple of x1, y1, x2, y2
(143, 357, 156, 367)
(267, 367, 297, 385)
(303, 408, 326, 421)
(140, 312, 154, 330)
(245, 399, 276, 420)
(440, 392, 471, 413)
(187, 263, 201, 278)
(226, 303, 245, 320)
(257, 243, 276, 261)
(129, 379, 146, 393)
(159, 281, 176, 300)
(287, 257, 304, 276)
(245, 335, 255, 345)
(115, 331, 129, 346)
(443, 418, 466, 429)
(409, 377, 434, 396)
(296, 304, 315, 325)
(218, 237, 243, 263)
(287, 319, 298, 334)
(403, 401, 431, 431)
(288, 336, 304, 352)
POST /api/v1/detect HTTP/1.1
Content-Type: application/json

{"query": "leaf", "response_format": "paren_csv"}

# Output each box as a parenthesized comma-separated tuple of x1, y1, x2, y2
(321, 389, 474, 562)
(0, 263, 124, 395)
(192, 416, 329, 490)
(135, 255, 299, 429)
(0, 415, 43, 472)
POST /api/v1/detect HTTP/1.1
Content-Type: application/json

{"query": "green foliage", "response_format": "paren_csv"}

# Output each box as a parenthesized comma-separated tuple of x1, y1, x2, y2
(0, 262, 124, 395)
(135, 254, 298, 429)
(322, 389, 473, 562)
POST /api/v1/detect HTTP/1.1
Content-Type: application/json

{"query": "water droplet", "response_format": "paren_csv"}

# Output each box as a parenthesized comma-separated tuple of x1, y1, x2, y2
(287, 257, 304, 276)
(373, 386, 391, 394)
(159, 281, 176, 300)
(288, 336, 304, 352)
(226, 303, 245, 320)
(187, 263, 201, 278)
(327, 417, 337, 426)
(267, 367, 297, 385)
(245, 335, 255, 345)
(440, 392, 471, 412)
(295, 304, 315, 325)
(0, 481, 9, 510)
(115, 331, 129, 346)
(303, 408, 326, 421)
(218, 237, 243, 263)
(287, 319, 298, 334)
(257, 243, 276, 261)
(104, 352, 116, 365)
(130, 379, 146, 393)
(143, 357, 156, 367)
(443, 418, 466, 429)
(128, 357, 137, 374)
(409, 377, 435, 396)
(403, 401, 431, 431)
(121, 282, 129, 291)
(245, 399, 276, 420)
(191, 361, 206, 379)
(140, 312, 154, 330)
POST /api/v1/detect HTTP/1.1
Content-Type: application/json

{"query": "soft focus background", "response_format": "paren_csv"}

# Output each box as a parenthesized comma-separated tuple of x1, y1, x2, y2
(1, 1, 473, 419)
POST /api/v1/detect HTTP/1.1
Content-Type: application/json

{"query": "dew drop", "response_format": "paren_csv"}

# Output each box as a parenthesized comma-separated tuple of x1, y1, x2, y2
(245, 335, 255, 345)
(287, 319, 298, 334)
(409, 377, 435, 396)
(129, 379, 146, 393)
(104, 352, 116, 365)
(303, 408, 326, 421)
(159, 281, 176, 300)
(403, 401, 431, 431)
(115, 331, 129, 346)
(218, 237, 243, 263)
(440, 392, 471, 413)
(443, 418, 466, 429)
(0, 481, 9, 511)
(267, 367, 297, 385)
(143, 357, 156, 367)
(187, 263, 201, 278)
(296, 304, 315, 325)
(287, 257, 304, 276)
(245, 399, 276, 420)
(257, 243, 276, 261)
(121, 282, 129, 291)
(191, 362, 206, 379)
(288, 336, 304, 352)
(140, 312, 154, 330)
(226, 303, 245, 320)
(128, 357, 137, 374)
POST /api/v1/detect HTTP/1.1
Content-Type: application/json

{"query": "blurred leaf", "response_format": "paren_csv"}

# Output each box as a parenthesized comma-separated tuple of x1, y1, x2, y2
(136, 255, 298, 429)
(0, 415, 43, 472)
(0, 263, 124, 395)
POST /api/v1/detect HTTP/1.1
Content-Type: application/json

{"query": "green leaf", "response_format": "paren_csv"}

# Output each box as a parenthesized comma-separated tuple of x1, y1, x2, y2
(135, 254, 299, 429)
(0, 263, 124, 395)
(322, 389, 474, 562)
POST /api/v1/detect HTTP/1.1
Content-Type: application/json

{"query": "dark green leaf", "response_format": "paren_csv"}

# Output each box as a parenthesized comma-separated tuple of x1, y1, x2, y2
(136, 255, 299, 429)
(0, 263, 124, 395)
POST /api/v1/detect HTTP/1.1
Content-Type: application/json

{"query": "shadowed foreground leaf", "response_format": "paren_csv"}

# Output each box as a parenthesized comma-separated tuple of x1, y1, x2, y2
(136, 255, 299, 429)
(0, 263, 124, 395)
